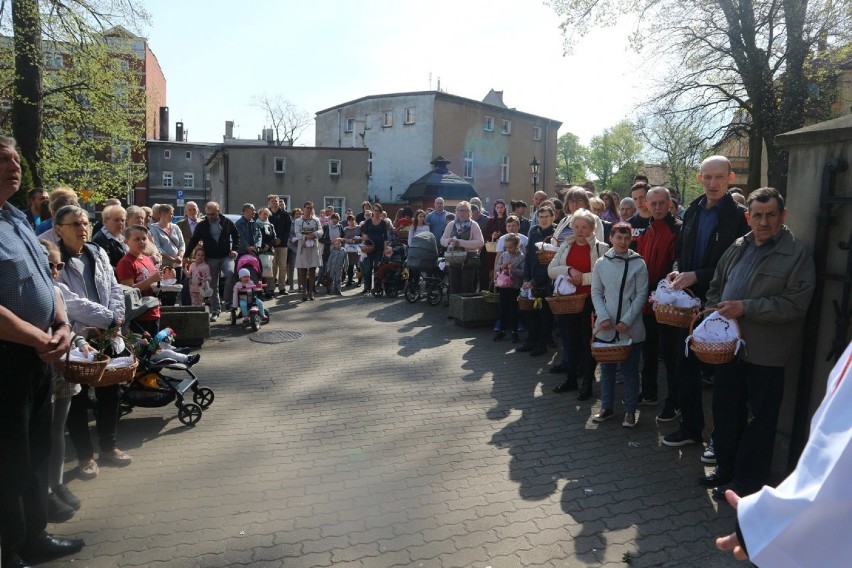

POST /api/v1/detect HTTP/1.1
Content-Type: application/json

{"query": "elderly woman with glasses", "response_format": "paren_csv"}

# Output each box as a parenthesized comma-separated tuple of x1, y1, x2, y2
(547, 208, 610, 399)
(440, 201, 485, 294)
(52, 205, 130, 480)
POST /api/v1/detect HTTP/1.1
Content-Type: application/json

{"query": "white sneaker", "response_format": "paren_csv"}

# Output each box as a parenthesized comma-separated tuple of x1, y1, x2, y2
(622, 412, 637, 428)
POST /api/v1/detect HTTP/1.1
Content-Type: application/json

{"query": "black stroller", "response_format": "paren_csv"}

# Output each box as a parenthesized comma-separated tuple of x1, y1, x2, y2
(372, 242, 407, 297)
(119, 327, 214, 426)
(404, 232, 446, 305)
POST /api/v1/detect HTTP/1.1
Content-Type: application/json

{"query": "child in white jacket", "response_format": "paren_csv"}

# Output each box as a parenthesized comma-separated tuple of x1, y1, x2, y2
(590, 222, 648, 427)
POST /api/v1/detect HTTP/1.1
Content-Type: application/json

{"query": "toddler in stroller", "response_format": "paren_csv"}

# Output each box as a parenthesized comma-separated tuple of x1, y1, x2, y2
(231, 266, 270, 329)
(373, 242, 406, 297)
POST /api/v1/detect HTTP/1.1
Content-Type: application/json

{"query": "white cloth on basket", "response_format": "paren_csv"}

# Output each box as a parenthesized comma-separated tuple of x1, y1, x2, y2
(653, 280, 700, 309)
(685, 310, 745, 356)
(552, 274, 577, 296)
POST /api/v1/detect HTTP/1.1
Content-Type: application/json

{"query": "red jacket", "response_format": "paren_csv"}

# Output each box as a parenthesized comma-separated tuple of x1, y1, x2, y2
(636, 214, 680, 314)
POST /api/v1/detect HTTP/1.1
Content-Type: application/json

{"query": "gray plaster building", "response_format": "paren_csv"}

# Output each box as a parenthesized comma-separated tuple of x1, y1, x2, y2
(146, 139, 218, 212)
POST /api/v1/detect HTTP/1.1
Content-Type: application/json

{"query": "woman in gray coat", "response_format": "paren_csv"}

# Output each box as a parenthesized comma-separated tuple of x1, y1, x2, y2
(590, 221, 648, 428)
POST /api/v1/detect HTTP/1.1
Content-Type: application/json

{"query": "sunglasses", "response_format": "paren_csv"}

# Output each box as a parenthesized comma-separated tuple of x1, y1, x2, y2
(49, 261, 65, 271)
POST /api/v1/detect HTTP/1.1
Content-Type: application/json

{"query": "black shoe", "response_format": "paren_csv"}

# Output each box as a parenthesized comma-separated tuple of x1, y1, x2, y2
(185, 354, 201, 367)
(52, 484, 81, 510)
(515, 343, 534, 352)
(552, 378, 577, 393)
(19, 533, 84, 563)
(529, 346, 547, 356)
(549, 363, 568, 374)
(576, 388, 593, 401)
(1, 554, 31, 568)
(47, 494, 75, 523)
(511, 332, 519, 343)
(699, 468, 732, 487)
(493, 331, 506, 342)
(662, 429, 702, 448)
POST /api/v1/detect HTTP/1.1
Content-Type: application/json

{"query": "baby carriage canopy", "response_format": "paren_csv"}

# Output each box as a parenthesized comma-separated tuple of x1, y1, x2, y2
(236, 254, 262, 279)
(407, 231, 438, 268)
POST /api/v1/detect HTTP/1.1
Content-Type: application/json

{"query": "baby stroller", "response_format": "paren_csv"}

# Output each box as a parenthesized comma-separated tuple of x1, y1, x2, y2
(404, 232, 445, 305)
(231, 254, 270, 331)
(120, 328, 214, 426)
(373, 242, 407, 297)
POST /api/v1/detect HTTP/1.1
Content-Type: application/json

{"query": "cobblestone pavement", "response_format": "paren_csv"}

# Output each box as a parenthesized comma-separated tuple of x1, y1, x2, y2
(44, 290, 741, 568)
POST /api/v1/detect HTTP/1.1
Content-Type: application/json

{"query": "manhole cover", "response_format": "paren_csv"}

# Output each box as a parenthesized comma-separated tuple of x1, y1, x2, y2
(249, 330, 305, 344)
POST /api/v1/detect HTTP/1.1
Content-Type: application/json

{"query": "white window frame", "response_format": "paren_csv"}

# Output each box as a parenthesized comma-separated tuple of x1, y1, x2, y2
(484, 116, 494, 132)
(500, 156, 510, 183)
(162, 171, 173, 188)
(274, 156, 286, 174)
(382, 111, 393, 128)
(164, 149, 171, 159)
(329, 159, 342, 176)
(278, 194, 291, 210)
(501, 119, 512, 135)
(183, 173, 194, 188)
(463, 150, 474, 179)
(345, 118, 355, 133)
(185, 150, 192, 160)
(404, 108, 415, 124)
(367, 152, 373, 178)
(324, 197, 345, 217)
(532, 126, 542, 141)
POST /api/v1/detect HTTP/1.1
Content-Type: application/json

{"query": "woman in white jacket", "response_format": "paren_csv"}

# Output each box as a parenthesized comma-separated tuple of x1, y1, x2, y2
(590, 221, 648, 427)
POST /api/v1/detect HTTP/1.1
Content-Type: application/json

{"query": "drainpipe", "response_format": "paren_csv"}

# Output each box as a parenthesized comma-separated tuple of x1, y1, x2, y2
(223, 149, 230, 213)
(337, 109, 342, 148)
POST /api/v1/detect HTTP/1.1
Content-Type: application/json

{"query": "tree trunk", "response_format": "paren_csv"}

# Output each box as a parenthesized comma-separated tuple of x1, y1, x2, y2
(747, 127, 763, 191)
(11, 0, 44, 188)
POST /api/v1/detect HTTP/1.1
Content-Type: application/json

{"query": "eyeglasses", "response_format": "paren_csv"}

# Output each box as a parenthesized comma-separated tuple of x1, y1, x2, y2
(57, 221, 89, 228)
(49, 261, 65, 271)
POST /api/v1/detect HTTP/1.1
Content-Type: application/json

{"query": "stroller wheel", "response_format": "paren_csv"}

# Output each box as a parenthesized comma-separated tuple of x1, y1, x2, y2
(177, 403, 203, 426)
(404, 283, 420, 303)
(427, 285, 443, 306)
(371, 287, 383, 298)
(192, 387, 215, 409)
(386, 285, 399, 298)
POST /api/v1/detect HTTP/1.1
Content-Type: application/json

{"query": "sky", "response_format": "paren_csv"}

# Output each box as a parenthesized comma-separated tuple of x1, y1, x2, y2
(140, 0, 654, 147)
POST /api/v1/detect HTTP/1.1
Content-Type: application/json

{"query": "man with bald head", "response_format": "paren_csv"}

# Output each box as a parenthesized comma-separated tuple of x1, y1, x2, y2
(662, 156, 748, 450)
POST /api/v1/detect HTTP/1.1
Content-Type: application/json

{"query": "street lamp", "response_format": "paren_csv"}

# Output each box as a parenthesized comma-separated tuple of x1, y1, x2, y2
(530, 157, 540, 193)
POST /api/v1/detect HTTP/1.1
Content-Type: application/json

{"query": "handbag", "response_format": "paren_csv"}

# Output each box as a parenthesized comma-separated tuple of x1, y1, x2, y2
(495, 268, 514, 288)
(444, 249, 467, 266)
(259, 252, 274, 278)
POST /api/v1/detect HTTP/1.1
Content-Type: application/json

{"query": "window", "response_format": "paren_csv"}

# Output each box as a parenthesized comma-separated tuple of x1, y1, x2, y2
(324, 197, 345, 216)
(329, 159, 341, 176)
(162, 171, 173, 188)
(463, 151, 474, 179)
(532, 126, 541, 141)
(367, 152, 373, 178)
(484, 116, 494, 132)
(345, 118, 355, 133)
(183, 173, 194, 188)
(164, 149, 171, 159)
(404, 108, 415, 124)
(500, 156, 510, 183)
(118, 60, 129, 72)
(365, 114, 372, 130)
(274, 157, 286, 173)
(501, 119, 512, 135)
(185, 151, 192, 160)
(382, 111, 393, 128)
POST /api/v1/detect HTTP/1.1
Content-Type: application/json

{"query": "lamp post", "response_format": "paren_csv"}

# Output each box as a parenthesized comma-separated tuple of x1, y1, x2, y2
(530, 157, 540, 194)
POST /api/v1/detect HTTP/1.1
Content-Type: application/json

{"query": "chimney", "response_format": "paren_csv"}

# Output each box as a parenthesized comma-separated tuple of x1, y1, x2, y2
(159, 107, 169, 141)
(175, 121, 184, 142)
(224, 120, 234, 140)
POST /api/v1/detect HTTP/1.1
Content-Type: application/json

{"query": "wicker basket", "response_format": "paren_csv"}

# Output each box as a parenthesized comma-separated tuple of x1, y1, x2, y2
(517, 296, 538, 311)
(484, 239, 498, 253)
(689, 309, 741, 364)
(482, 290, 500, 304)
(62, 351, 110, 385)
(444, 249, 468, 266)
(536, 237, 557, 265)
(653, 288, 699, 328)
(590, 329, 632, 364)
(360, 239, 375, 254)
(98, 356, 140, 386)
(546, 292, 587, 315)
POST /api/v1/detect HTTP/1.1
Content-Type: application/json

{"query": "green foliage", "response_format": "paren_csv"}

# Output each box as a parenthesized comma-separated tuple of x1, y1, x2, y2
(587, 120, 643, 191)
(555, 132, 588, 184)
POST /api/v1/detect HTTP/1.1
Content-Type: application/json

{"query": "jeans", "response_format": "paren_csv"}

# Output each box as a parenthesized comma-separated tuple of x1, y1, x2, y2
(712, 361, 784, 491)
(600, 342, 643, 413)
(205, 256, 235, 313)
(239, 297, 266, 318)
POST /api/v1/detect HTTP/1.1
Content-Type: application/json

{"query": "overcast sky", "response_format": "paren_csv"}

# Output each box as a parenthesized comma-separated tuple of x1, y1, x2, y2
(142, 0, 654, 146)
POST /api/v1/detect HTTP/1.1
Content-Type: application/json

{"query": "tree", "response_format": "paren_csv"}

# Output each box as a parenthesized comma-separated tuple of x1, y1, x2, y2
(550, 0, 852, 193)
(637, 108, 710, 203)
(586, 120, 643, 191)
(555, 132, 588, 184)
(252, 94, 312, 146)
(0, 0, 149, 200)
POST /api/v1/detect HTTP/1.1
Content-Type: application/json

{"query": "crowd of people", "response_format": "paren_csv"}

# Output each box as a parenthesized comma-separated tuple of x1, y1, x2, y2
(0, 128, 832, 567)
